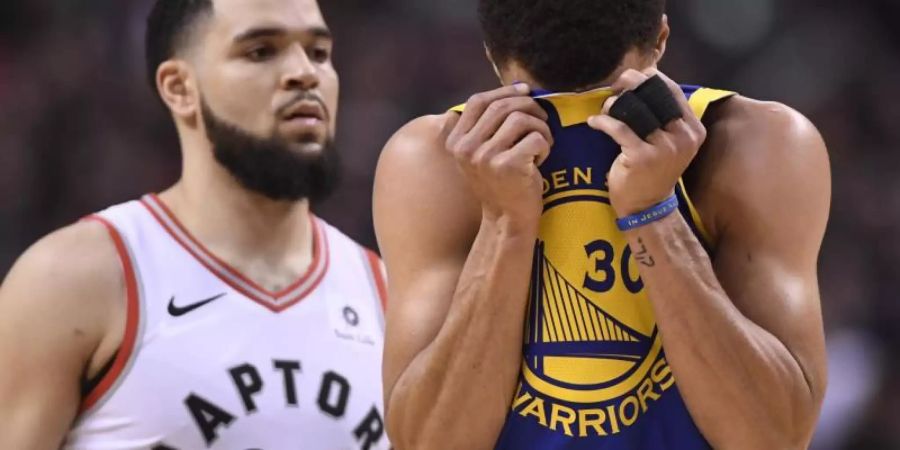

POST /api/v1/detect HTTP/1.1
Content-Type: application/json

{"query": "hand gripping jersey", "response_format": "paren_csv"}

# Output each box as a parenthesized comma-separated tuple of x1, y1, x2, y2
(64, 195, 390, 450)
(453, 85, 734, 450)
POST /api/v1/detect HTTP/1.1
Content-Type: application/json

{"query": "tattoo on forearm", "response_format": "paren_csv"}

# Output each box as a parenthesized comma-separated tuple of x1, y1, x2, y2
(635, 238, 655, 267)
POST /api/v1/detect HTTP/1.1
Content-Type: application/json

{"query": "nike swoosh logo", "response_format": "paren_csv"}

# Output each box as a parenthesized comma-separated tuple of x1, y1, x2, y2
(168, 293, 227, 317)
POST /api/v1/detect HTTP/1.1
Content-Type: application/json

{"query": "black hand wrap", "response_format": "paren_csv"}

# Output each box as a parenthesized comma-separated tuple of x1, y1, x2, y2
(634, 75, 684, 126)
(608, 91, 661, 140)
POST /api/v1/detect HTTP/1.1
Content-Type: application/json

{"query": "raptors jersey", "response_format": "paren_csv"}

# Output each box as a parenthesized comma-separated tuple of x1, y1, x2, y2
(64, 194, 390, 450)
(452, 85, 734, 449)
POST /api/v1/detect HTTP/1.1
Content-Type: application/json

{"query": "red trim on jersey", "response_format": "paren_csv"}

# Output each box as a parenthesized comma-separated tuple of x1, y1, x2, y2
(139, 194, 328, 313)
(80, 215, 141, 413)
(366, 250, 388, 311)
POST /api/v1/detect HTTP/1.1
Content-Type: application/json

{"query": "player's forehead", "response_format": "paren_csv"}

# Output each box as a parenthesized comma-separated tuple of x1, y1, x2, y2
(208, 0, 329, 39)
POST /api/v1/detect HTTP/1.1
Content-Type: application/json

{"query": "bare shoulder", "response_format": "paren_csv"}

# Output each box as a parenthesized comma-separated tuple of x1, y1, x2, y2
(0, 219, 126, 441)
(0, 218, 124, 347)
(374, 113, 480, 266)
(692, 96, 831, 242)
(705, 96, 827, 162)
(377, 112, 460, 171)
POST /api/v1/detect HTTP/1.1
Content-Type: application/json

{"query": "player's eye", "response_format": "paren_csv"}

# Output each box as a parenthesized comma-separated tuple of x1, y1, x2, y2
(246, 45, 277, 62)
(310, 46, 331, 63)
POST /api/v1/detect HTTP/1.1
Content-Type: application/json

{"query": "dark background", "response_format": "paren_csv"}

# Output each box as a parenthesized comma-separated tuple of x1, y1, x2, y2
(1, 1, 898, 448)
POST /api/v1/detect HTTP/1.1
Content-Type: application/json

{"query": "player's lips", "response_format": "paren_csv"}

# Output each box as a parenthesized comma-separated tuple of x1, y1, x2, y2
(280, 102, 327, 137)
(281, 102, 326, 123)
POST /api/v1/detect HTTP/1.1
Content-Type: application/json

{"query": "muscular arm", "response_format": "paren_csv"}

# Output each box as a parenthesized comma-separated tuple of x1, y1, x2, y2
(376, 106, 547, 449)
(0, 221, 124, 449)
(626, 100, 829, 449)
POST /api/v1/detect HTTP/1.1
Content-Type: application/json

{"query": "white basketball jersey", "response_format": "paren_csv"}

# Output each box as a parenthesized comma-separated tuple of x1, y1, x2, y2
(64, 194, 390, 450)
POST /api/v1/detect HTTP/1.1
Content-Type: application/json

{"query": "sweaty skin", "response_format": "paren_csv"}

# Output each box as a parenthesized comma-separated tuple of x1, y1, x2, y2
(376, 70, 828, 449)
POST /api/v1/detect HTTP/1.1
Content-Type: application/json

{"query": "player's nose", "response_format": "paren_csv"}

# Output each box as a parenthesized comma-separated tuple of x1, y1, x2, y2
(280, 44, 319, 91)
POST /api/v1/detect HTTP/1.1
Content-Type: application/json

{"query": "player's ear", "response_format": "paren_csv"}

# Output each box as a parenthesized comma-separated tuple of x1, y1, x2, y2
(654, 15, 670, 63)
(157, 60, 199, 121)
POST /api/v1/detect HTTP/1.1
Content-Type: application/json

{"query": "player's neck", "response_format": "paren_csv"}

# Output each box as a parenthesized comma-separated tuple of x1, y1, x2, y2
(158, 145, 315, 290)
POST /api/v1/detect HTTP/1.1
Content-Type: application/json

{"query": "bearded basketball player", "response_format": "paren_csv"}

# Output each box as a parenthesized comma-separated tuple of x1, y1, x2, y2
(375, 1, 829, 449)
(0, 0, 389, 449)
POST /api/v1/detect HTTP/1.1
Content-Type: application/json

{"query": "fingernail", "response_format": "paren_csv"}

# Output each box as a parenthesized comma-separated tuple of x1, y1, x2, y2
(513, 82, 530, 94)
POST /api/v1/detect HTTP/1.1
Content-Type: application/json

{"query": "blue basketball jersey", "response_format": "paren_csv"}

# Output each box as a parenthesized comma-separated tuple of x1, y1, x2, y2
(451, 85, 734, 450)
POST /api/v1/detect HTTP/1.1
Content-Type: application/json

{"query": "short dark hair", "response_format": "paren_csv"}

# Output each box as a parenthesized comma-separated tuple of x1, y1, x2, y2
(145, 0, 213, 92)
(478, 0, 665, 92)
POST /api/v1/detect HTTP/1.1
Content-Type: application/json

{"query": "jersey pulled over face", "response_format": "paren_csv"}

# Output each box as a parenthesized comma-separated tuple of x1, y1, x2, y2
(456, 85, 734, 450)
(64, 195, 389, 450)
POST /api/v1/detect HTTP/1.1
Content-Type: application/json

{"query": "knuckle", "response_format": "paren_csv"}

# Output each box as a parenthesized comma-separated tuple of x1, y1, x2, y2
(665, 138, 681, 154)
(681, 126, 703, 148)
(471, 149, 488, 167)
(444, 135, 458, 152)
(468, 93, 487, 109)
(529, 134, 552, 153)
(453, 137, 476, 159)
(612, 122, 630, 135)
(685, 132, 701, 149)
(486, 100, 506, 116)
(629, 153, 648, 168)
(488, 154, 508, 172)
(507, 111, 531, 128)
(695, 125, 708, 143)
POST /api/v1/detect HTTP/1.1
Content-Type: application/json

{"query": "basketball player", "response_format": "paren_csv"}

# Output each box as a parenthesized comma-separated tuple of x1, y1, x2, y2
(374, 1, 829, 449)
(0, 0, 389, 449)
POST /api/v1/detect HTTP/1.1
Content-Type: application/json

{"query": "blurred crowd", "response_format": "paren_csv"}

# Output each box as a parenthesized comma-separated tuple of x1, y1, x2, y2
(1, 0, 898, 448)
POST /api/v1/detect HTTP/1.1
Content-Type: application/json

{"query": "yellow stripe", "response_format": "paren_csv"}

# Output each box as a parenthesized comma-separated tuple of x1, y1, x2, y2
(543, 189, 609, 206)
(677, 178, 713, 247)
(678, 87, 734, 249)
(448, 87, 615, 128)
(542, 89, 615, 127)
(688, 88, 735, 119)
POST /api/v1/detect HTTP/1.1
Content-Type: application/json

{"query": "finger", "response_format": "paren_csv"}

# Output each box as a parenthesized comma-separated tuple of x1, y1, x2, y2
(611, 69, 650, 94)
(601, 95, 618, 116)
(587, 115, 648, 151)
(502, 131, 552, 170)
(485, 111, 553, 154)
(473, 113, 552, 169)
(453, 83, 532, 137)
(467, 96, 549, 145)
(645, 127, 677, 152)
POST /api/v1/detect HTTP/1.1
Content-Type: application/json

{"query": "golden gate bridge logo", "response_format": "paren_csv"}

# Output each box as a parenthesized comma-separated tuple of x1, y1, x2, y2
(523, 241, 655, 392)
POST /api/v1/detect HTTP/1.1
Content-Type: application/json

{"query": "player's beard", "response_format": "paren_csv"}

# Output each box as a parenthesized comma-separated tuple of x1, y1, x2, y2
(202, 100, 341, 204)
